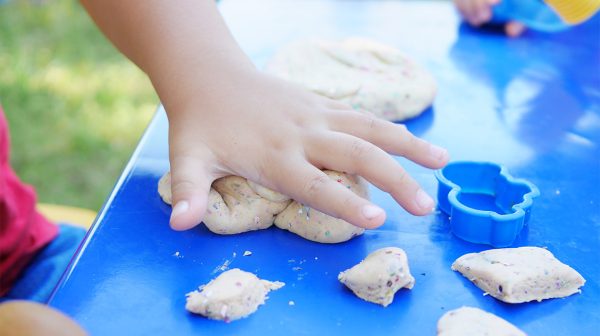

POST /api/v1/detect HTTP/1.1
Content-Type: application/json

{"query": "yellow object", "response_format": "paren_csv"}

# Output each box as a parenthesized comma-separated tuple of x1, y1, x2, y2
(37, 203, 97, 230)
(545, 0, 600, 24)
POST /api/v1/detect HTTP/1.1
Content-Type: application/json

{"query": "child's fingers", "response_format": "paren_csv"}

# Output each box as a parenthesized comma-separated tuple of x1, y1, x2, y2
(453, 0, 470, 21)
(168, 154, 216, 231)
(306, 132, 436, 216)
(327, 110, 449, 169)
(462, 0, 481, 25)
(454, 0, 493, 26)
(270, 159, 386, 229)
(475, 1, 492, 25)
(505, 21, 526, 37)
(474, 0, 493, 24)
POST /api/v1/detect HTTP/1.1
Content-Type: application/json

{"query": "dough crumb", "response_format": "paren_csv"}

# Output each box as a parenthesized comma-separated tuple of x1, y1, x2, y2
(186, 268, 284, 322)
(243, 251, 252, 257)
(452, 247, 585, 303)
(437, 306, 526, 336)
(288, 300, 295, 306)
(338, 247, 415, 307)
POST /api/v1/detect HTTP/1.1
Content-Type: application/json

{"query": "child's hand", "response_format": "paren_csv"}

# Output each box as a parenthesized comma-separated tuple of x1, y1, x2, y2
(453, 0, 527, 37)
(82, 1, 449, 231)
(166, 69, 449, 231)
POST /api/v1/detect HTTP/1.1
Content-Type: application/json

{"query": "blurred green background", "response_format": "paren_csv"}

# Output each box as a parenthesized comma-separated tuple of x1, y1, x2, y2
(0, 0, 158, 211)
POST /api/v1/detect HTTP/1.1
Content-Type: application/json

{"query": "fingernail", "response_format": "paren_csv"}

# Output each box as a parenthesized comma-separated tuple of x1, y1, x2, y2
(429, 144, 448, 161)
(171, 201, 189, 220)
(362, 204, 384, 220)
(416, 189, 435, 212)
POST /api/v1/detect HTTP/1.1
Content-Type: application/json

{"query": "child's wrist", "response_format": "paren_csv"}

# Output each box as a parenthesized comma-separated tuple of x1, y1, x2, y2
(157, 62, 259, 122)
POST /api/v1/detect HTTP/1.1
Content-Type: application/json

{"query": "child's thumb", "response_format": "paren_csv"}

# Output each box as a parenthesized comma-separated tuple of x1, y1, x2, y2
(168, 161, 214, 231)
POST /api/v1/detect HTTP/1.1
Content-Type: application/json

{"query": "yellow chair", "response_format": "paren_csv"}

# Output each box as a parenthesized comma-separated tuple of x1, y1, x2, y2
(37, 204, 97, 230)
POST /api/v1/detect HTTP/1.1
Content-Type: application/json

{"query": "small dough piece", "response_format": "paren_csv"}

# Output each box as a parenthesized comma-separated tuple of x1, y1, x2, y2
(266, 38, 437, 121)
(452, 247, 586, 303)
(437, 306, 526, 336)
(185, 268, 284, 322)
(338, 247, 415, 306)
(273, 171, 366, 243)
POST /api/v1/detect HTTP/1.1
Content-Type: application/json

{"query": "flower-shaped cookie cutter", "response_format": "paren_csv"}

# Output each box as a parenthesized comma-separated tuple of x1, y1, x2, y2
(435, 161, 540, 247)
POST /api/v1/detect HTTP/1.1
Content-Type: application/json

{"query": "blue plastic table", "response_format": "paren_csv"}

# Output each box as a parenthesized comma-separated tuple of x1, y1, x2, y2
(49, 1, 600, 335)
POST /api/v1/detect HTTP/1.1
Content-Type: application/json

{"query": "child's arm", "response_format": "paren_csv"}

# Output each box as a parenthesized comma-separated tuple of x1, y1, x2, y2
(81, 0, 449, 231)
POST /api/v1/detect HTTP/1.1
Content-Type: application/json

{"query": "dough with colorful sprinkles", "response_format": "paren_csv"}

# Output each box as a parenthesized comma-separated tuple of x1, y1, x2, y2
(157, 172, 172, 205)
(338, 247, 415, 306)
(158, 171, 367, 243)
(437, 306, 526, 336)
(266, 38, 437, 121)
(451, 247, 585, 303)
(274, 171, 367, 243)
(159, 174, 291, 234)
(185, 268, 284, 322)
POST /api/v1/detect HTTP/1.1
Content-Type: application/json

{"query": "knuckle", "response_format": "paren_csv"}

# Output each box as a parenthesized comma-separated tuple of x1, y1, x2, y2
(354, 111, 379, 131)
(405, 132, 418, 149)
(395, 123, 409, 133)
(366, 114, 378, 130)
(342, 193, 359, 209)
(328, 195, 354, 220)
(347, 139, 372, 160)
(170, 180, 197, 198)
(302, 173, 330, 198)
(387, 169, 409, 194)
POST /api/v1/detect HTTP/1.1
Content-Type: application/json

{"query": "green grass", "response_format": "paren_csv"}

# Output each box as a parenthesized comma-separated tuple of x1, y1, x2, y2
(0, 0, 158, 211)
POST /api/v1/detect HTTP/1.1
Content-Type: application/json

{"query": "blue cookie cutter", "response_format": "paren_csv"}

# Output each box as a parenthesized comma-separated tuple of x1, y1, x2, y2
(435, 161, 540, 247)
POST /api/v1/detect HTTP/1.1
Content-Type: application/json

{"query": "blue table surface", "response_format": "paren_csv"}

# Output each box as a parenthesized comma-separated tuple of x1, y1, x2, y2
(49, 1, 600, 335)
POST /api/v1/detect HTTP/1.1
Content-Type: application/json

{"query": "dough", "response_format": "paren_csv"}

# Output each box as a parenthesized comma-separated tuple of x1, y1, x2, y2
(451, 247, 585, 303)
(157, 170, 367, 243)
(266, 38, 437, 121)
(185, 268, 284, 322)
(338, 247, 415, 307)
(203, 177, 290, 234)
(437, 306, 526, 336)
(159, 174, 290, 234)
(157, 172, 172, 205)
(273, 171, 367, 243)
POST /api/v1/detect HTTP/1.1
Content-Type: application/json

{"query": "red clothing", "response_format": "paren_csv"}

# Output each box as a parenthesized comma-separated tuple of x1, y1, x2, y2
(0, 106, 57, 296)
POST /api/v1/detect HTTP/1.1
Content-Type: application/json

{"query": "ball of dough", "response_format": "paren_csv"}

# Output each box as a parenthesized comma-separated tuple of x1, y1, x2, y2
(204, 176, 291, 234)
(437, 306, 526, 336)
(266, 38, 437, 121)
(338, 247, 415, 307)
(185, 268, 284, 322)
(157, 174, 290, 234)
(157, 171, 369, 243)
(451, 247, 586, 303)
(273, 171, 367, 243)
